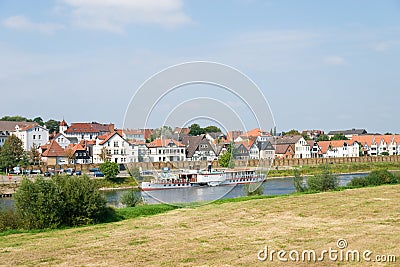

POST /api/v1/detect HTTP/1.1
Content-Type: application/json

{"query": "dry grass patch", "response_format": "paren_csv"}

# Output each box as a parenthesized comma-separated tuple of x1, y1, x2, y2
(0, 185, 399, 266)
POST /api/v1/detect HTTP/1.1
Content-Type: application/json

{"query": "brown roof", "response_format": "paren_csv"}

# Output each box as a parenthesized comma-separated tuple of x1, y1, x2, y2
(65, 122, 114, 134)
(275, 144, 295, 155)
(0, 121, 37, 132)
(60, 119, 68, 127)
(275, 135, 302, 145)
(41, 139, 66, 157)
(99, 132, 124, 145)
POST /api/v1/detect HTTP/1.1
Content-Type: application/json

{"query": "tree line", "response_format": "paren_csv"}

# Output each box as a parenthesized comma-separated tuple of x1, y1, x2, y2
(1, 115, 60, 134)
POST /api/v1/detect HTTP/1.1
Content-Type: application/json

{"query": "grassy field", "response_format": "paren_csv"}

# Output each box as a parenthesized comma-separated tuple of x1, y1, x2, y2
(0, 185, 399, 266)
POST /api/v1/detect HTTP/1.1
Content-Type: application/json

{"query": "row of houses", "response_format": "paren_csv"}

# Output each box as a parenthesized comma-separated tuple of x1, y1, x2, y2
(1, 120, 400, 165)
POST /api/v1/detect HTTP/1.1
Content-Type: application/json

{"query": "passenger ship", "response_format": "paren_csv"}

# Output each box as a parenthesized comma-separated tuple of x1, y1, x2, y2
(141, 167, 265, 191)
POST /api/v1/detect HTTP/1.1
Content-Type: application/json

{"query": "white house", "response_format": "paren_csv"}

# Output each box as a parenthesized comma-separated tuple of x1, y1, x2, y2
(146, 138, 186, 162)
(53, 132, 78, 149)
(130, 141, 148, 162)
(352, 135, 400, 156)
(318, 140, 359, 158)
(92, 132, 134, 164)
(14, 124, 49, 151)
(275, 135, 311, 159)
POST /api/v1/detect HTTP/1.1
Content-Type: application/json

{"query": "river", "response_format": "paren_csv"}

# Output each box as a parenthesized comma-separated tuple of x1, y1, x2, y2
(0, 173, 367, 209)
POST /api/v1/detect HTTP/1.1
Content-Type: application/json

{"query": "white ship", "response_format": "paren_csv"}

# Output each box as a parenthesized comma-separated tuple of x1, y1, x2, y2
(141, 167, 265, 191)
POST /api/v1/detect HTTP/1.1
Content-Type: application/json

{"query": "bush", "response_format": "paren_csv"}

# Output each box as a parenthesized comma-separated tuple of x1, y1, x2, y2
(120, 189, 142, 207)
(0, 208, 24, 232)
(348, 170, 398, 187)
(99, 161, 120, 179)
(306, 165, 338, 192)
(244, 183, 264, 196)
(13, 175, 108, 229)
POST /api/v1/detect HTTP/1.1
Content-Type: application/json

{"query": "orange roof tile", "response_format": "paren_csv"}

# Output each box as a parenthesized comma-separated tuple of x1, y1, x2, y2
(41, 139, 66, 157)
(146, 138, 185, 148)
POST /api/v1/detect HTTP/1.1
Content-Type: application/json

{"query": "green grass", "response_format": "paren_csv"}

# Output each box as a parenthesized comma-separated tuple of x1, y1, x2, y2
(115, 204, 179, 220)
(95, 177, 138, 188)
(267, 161, 400, 177)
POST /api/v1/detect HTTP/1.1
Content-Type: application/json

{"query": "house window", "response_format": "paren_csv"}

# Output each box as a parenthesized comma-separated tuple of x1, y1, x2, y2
(114, 141, 119, 147)
(90, 134, 93, 139)
(38, 135, 41, 140)
(82, 134, 84, 139)
(33, 135, 36, 139)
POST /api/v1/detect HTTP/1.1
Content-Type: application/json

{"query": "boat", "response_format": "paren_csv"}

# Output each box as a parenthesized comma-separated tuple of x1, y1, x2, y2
(141, 167, 265, 191)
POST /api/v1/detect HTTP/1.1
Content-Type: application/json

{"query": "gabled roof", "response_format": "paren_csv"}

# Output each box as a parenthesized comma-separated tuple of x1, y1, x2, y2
(41, 139, 66, 157)
(173, 127, 190, 135)
(257, 141, 275, 151)
(245, 128, 269, 137)
(146, 138, 185, 148)
(181, 135, 204, 158)
(60, 119, 68, 127)
(275, 135, 303, 145)
(99, 131, 124, 145)
(275, 144, 295, 155)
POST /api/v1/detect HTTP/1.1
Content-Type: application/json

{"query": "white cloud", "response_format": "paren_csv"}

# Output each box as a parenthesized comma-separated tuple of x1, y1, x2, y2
(60, 0, 191, 33)
(324, 56, 346, 65)
(2, 15, 63, 34)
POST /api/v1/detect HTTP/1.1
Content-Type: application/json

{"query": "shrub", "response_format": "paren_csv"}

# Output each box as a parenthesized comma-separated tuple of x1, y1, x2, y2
(349, 170, 398, 187)
(0, 208, 24, 232)
(99, 161, 120, 179)
(120, 189, 142, 207)
(306, 165, 338, 192)
(293, 169, 306, 192)
(244, 183, 264, 196)
(13, 175, 108, 229)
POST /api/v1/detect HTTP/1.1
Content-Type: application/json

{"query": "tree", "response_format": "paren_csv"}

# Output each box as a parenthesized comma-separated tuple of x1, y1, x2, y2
(330, 134, 348, 140)
(273, 127, 277, 136)
(150, 126, 173, 140)
(33, 117, 44, 126)
(19, 152, 30, 170)
(283, 129, 300, 136)
(29, 144, 40, 166)
(99, 161, 119, 179)
(316, 134, 329, 142)
(0, 115, 29, 122)
(306, 165, 338, 192)
(0, 135, 24, 172)
(99, 147, 110, 162)
(301, 132, 310, 141)
(44, 119, 60, 134)
(293, 169, 306, 192)
(204, 125, 221, 133)
(218, 143, 237, 168)
(189, 124, 205, 136)
(120, 189, 142, 207)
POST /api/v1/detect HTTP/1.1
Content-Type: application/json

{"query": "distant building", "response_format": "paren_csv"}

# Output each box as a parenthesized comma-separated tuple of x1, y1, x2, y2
(40, 139, 67, 165)
(93, 132, 135, 164)
(351, 135, 400, 156)
(181, 134, 217, 161)
(146, 138, 186, 162)
(0, 121, 48, 150)
(327, 129, 367, 139)
(61, 120, 115, 142)
(317, 140, 359, 158)
(275, 135, 311, 159)
(302, 130, 324, 140)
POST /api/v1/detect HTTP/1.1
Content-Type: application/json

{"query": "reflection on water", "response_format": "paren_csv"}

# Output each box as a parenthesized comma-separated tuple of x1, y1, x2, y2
(0, 173, 367, 208)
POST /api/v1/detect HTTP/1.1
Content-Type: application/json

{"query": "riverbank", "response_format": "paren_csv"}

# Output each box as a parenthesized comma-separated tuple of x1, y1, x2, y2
(1, 184, 398, 266)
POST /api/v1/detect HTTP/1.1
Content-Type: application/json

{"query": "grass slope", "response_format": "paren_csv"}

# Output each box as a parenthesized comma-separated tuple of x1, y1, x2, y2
(1, 185, 399, 266)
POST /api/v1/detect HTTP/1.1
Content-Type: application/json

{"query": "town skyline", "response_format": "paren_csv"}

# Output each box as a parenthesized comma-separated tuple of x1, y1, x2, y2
(1, 1, 400, 133)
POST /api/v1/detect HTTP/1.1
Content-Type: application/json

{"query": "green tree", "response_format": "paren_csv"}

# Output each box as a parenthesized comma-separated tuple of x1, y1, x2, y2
(301, 132, 310, 140)
(273, 127, 276, 136)
(44, 119, 60, 134)
(99, 161, 120, 179)
(283, 129, 300, 136)
(306, 165, 338, 192)
(19, 152, 30, 170)
(218, 143, 237, 168)
(99, 147, 110, 162)
(33, 117, 44, 126)
(128, 166, 142, 180)
(150, 126, 173, 140)
(0, 115, 28, 122)
(330, 134, 348, 140)
(189, 123, 205, 136)
(0, 135, 24, 172)
(316, 134, 330, 142)
(203, 125, 221, 133)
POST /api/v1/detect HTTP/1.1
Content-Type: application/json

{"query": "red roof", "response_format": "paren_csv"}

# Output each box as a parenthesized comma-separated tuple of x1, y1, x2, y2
(60, 119, 68, 127)
(146, 138, 185, 148)
(99, 131, 124, 145)
(65, 122, 114, 134)
(41, 140, 66, 157)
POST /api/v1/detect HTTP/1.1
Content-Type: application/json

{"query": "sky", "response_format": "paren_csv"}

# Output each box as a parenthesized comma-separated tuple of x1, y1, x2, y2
(0, 0, 399, 134)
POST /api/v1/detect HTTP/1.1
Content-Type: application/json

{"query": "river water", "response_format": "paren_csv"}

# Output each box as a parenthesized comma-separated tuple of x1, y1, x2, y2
(0, 173, 367, 209)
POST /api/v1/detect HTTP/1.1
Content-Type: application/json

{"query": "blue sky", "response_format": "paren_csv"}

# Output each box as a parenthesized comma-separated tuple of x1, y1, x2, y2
(1, 0, 399, 133)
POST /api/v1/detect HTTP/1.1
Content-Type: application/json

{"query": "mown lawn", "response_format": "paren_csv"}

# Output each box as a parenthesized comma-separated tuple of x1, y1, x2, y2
(0, 185, 399, 266)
